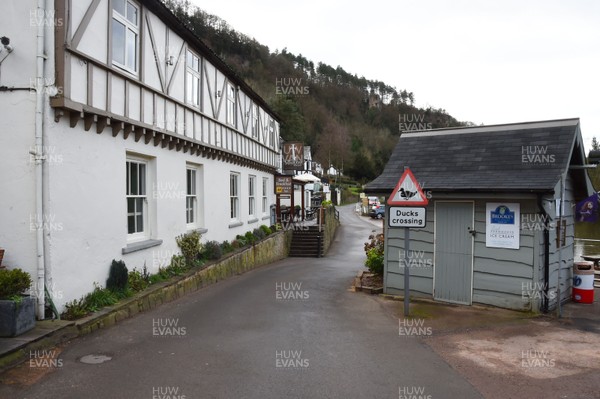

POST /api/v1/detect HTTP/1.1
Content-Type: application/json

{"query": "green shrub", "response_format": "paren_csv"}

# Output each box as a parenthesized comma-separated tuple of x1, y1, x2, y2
(235, 235, 248, 247)
(128, 265, 150, 292)
(149, 273, 167, 285)
(244, 231, 256, 244)
(113, 287, 133, 300)
(365, 247, 384, 275)
(364, 234, 384, 275)
(0, 268, 32, 299)
(84, 283, 119, 311)
(176, 231, 202, 268)
(61, 282, 120, 320)
(260, 225, 272, 236)
(106, 260, 128, 293)
(220, 240, 234, 254)
(253, 228, 266, 241)
(322, 200, 333, 208)
(231, 239, 244, 249)
(202, 240, 223, 260)
(163, 255, 187, 276)
(61, 298, 88, 320)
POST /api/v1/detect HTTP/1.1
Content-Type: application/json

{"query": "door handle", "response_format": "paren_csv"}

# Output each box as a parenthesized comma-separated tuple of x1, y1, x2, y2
(467, 227, 476, 237)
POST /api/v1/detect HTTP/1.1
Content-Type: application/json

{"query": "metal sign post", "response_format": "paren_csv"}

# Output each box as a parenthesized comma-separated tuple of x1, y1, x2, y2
(404, 227, 410, 316)
(387, 168, 429, 318)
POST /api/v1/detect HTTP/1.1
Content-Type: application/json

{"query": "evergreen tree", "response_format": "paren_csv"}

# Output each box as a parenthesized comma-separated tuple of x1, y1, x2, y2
(161, 0, 470, 180)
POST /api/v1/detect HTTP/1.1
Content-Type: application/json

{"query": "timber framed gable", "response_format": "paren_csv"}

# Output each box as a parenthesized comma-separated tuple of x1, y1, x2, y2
(51, 0, 280, 173)
(145, 13, 167, 94)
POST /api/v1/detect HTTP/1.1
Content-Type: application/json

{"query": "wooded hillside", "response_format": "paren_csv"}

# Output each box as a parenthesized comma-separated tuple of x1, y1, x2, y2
(163, 0, 472, 182)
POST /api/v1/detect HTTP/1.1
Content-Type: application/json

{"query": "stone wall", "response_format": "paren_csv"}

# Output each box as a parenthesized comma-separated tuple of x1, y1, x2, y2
(322, 207, 340, 254)
(75, 231, 291, 335)
(0, 229, 293, 371)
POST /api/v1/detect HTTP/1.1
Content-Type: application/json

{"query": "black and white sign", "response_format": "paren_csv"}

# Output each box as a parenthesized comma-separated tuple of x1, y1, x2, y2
(388, 207, 426, 228)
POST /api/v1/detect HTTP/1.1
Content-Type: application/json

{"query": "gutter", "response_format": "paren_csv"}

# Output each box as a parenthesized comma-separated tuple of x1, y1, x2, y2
(33, 0, 47, 319)
(537, 193, 550, 313)
(364, 187, 556, 195)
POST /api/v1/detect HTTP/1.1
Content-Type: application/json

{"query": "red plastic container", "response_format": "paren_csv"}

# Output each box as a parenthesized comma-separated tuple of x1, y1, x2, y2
(573, 261, 594, 304)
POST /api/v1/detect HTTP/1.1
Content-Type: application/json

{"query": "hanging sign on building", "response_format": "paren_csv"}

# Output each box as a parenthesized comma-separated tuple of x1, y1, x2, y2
(282, 142, 304, 170)
(275, 176, 293, 195)
(486, 203, 520, 249)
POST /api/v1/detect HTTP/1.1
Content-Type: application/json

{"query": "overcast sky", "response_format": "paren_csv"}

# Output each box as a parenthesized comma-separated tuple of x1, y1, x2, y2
(190, 0, 600, 150)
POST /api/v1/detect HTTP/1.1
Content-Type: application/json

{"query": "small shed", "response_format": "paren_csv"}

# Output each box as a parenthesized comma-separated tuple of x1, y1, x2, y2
(365, 118, 595, 311)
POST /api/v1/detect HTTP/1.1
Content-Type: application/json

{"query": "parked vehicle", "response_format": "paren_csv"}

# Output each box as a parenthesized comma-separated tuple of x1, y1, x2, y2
(367, 196, 380, 209)
(369, 206, 385, 219)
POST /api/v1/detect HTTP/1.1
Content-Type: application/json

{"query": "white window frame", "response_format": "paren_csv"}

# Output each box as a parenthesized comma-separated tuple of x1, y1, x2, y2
(112, 0, 140, 74)
(248, 175, 256, 218)
(264, 118, 270, 146)
(126, 157, 148, 240)
(262, 177, 268, 215)
(186, 167, 198, 227)
(230, 172, 240, 221)
(227, 83, 236, 126)
(252, 104, 259, 138)
(269, 119, 276, 148)
(186, 50, 201, 107)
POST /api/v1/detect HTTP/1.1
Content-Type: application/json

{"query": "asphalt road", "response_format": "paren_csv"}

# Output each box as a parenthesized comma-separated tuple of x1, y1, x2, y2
(0, 205, 482, 399)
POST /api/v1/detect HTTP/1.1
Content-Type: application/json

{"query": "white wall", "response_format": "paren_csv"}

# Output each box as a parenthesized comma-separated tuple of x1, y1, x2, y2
(39, 115, 275, 311)
(0, 0, 58, 301)
(0, 0, 279, 313)
(0, 0, 37, 271)
(0, 92, 37, 280)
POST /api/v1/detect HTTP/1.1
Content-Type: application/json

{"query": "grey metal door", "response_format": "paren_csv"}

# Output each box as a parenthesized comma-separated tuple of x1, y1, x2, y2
(434, 202, 474, 304)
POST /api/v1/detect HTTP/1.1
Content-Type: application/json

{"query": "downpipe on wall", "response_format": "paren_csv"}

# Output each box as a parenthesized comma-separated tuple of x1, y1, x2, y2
(537, 193, 550, 313)
(33, 0, 47, 320)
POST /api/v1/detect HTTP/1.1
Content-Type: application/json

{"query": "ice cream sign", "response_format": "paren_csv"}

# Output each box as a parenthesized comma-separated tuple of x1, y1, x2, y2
(490, 205, 515, 224)
(486, 203, 520, 249)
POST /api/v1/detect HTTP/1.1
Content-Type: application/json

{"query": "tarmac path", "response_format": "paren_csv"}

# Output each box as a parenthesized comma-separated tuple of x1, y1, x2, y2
(0, 205, 482, 399)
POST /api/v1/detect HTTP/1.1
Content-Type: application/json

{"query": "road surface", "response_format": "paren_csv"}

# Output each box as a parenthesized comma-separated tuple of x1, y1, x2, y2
(0, 205, 481, 399)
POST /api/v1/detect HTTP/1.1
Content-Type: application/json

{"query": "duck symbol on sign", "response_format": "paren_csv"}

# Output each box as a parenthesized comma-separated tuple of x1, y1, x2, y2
(399, 188, 417, 200)
(387, 167, 429, 206)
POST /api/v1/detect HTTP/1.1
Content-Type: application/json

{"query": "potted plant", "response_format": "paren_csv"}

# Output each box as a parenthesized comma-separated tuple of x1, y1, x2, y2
(0, 268, 36, 337)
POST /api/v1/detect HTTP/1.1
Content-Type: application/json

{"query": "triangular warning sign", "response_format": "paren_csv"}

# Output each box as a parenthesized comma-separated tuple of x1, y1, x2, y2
(387, 168, 429, 206)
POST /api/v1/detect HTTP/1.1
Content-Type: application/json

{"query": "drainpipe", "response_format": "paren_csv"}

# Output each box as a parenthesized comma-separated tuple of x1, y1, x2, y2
(33, 0, 47, 319)
(556, 173, 565, 318)
(537, 194, 550, 313)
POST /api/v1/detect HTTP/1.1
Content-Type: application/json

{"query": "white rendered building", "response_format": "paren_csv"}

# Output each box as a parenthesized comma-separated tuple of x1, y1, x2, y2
(0, 0, 281, 315)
